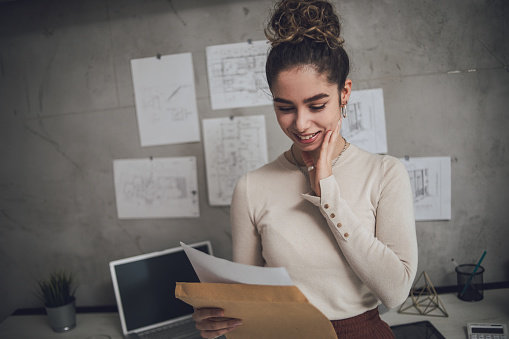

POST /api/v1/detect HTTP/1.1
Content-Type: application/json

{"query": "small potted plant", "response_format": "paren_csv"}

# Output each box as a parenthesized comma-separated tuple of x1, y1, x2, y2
(36, 270, 79, 332)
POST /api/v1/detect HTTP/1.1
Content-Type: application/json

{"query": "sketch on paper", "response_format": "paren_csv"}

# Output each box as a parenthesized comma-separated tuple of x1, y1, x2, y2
(206, 40, 272, 110)
(400, 156, 451, 221)
(341, 88, 388, 154)
(203, 115, 268, 206)
(140, 85, 194, 124)
(113, 157, 199, 219)
(131, 53, 201, 147)
(408, 168, 431, 202)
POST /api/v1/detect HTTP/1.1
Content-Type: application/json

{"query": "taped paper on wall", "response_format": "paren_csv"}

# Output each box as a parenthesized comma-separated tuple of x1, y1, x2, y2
(400, 156, 451, 221)
(206, 40, 272, 110)
(113, 157, 199, 219)
(202, 115, 268, 206)
(341, 88, 388, 154)
(131, 53, 200, 147)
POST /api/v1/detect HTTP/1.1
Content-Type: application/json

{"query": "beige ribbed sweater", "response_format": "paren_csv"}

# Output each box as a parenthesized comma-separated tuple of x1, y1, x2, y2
(231, 144, 418, 320)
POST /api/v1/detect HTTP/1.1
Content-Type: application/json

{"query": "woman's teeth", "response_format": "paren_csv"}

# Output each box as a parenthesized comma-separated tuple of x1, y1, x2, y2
(299, 133, 317, 140)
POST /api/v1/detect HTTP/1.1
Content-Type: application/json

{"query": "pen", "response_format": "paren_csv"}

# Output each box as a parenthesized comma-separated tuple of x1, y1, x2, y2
(460, 250, 487, 297)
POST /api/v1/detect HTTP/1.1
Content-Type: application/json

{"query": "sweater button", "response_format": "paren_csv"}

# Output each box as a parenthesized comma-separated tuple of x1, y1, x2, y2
(324, 204, 329, 209)
(344, 232, 350, 238)
(330, 213, 335, 218)
(337, 222, 342, 228)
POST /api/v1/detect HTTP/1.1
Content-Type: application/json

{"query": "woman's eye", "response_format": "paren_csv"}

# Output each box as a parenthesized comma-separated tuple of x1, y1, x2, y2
(310, 103, 326, 111)
(278, 106, 294, 112)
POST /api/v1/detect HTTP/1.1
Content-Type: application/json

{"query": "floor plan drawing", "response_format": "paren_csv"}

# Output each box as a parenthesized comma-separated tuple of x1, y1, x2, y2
(206, 40, 272, 110)
(341, 88, 387, 154)
(113, 157, 199, 219)
(342, 100, 367, 133)
(401, 156, 451, 221)
(408, 167, 431, 202)
(203, 115, 268, 206)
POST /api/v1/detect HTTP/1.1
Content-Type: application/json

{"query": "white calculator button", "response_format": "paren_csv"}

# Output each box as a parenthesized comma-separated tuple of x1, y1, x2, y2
(472, 336, 478, 339)
(494, 336, 500, 339)
(486, 335, 492, 339)
(479, 335, 485, 339)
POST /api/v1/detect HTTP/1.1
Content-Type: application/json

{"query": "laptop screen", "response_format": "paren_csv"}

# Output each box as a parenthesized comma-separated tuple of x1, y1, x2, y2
(110, 241, 211, 333)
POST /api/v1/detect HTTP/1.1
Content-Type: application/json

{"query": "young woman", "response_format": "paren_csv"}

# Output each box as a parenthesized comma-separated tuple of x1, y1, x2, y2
(193, 1, 418, 338)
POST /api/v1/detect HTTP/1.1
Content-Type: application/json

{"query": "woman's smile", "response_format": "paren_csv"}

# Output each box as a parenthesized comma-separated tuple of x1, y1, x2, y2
(293, 131, 322, 144)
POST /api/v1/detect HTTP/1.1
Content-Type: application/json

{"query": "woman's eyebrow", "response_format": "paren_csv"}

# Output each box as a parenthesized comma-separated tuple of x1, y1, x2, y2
(273, 93, 330, 104)
(273, 97, 293, 104)
(304, 93, 329, 103)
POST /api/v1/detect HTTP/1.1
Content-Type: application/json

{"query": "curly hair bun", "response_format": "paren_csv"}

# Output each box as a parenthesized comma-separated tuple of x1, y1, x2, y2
(265, 0, 344, 49)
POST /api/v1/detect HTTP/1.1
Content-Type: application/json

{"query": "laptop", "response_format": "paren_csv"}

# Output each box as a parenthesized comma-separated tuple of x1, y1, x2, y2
(109, 241, 212, 339)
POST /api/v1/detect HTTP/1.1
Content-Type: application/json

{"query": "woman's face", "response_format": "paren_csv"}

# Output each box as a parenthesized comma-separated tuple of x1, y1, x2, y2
(271, 65, 351, 154)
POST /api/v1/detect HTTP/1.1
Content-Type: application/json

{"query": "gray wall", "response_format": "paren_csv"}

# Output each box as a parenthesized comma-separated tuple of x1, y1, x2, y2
(1, 0, 508, 322)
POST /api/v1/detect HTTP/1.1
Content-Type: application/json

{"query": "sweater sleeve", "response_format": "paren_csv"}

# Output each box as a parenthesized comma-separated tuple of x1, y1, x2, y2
(302, 158, 418, 308)
(230, 173, 265, 267)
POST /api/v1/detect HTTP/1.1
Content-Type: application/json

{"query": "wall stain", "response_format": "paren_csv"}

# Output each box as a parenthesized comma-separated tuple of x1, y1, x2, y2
(114, 221, 143, 253)
(1, 210, 30, 233)
(478, 39, 509, 73)
(167, 0, 187, 26)
(23, 122, 79, 168)
(19, 66, 31, 114)
(42, 27, 54, 37)
(243, 7, 250, 16)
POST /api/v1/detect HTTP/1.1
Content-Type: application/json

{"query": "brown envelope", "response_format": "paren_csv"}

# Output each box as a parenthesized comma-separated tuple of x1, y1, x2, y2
(175, 282, 337, 339)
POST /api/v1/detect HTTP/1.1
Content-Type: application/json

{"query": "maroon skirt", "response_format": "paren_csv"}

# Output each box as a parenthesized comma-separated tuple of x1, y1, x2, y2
(330, 307, 395, 339)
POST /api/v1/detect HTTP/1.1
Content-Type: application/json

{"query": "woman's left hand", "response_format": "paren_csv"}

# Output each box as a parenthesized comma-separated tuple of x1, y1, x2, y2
(301, 120, 342, 197)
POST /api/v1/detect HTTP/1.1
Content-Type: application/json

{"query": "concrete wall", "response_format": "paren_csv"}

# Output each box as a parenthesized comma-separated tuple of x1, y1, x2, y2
(1, 0, 508, 322)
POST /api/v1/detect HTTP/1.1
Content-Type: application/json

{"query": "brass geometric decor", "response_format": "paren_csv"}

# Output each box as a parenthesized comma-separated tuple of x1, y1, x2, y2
(398, 271, 448, 317)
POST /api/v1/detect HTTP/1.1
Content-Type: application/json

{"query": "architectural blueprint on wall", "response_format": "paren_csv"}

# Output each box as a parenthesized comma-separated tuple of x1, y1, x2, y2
(400, 156, 451, 221)
(202, 115, 268, 206)
(131, 53, 200, 147)
(113, 157, 199, 219)
(341, 88, 388, 154)
(206, 40, 271, 110)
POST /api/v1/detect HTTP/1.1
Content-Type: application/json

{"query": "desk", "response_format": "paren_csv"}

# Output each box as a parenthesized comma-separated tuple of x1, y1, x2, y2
(380, 288, 509, 339)
(0, 312, 124, 339)
(1, 289, 507, 339)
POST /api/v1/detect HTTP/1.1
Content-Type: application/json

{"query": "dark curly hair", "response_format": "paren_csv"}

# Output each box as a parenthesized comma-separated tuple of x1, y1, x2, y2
(265, 0, 350, 98)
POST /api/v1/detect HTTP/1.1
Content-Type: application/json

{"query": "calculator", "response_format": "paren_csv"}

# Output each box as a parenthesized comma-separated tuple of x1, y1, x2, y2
(467, 323, 507, 339)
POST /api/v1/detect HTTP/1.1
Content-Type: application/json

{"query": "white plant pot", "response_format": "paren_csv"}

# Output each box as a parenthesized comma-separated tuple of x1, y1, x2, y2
(45, 298, 76, 332)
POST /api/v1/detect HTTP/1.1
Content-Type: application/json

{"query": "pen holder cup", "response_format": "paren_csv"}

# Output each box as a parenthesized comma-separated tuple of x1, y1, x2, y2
(455, 264, 484, 301)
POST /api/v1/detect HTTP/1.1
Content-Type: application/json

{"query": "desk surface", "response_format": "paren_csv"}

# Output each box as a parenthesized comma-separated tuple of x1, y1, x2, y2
(381, 288, 509, 339)
(1, 289, 507, 339)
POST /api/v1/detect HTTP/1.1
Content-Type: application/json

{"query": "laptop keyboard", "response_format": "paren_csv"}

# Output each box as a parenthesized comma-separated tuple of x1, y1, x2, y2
(138, 318, 201, 339)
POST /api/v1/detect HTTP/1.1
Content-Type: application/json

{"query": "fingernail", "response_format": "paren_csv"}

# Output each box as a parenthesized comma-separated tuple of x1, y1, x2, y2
(214, 309, 223, 317)
(231, 320, 242, 326)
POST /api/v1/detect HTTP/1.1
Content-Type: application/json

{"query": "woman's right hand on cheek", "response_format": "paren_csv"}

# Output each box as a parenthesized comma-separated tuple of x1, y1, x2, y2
(193, 307, 243, 338)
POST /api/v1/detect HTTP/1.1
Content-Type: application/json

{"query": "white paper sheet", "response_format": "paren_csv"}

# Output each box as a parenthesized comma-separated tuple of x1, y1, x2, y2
(341, 88, 388, 154)
(202, 115, 268, 206)
(206, 40, 272, 110)
(113, 157, 199, 219)
(400, 156, 451, 221)
(180, 242, 294, 286)
(130, 53, 200, 147)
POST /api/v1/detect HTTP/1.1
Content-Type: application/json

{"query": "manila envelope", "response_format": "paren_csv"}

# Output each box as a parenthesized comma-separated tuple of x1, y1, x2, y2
(175, 282, 337, 339)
